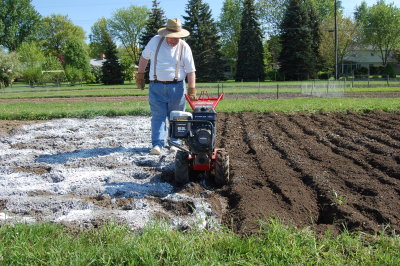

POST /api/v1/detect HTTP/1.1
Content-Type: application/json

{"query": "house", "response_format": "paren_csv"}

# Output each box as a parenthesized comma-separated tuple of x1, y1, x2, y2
(90, 54, 106, 68)
(342, 46, 400, 75)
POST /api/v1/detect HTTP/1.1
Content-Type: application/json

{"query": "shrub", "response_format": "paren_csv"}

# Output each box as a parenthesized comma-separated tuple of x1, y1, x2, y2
(22, 67, 42, 87)
(369, 65, 384, 75)
(84, 71, 97, 84)
(65, 66, 84, 85)
(121, 57, 135, 83)
(90, 66, 103, 83)
(317, 71, 332, 80)
(354, 67, 368, 75)
(383, 64, 396, 78)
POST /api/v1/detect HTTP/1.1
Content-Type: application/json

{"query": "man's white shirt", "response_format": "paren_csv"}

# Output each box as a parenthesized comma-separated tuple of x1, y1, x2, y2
(142, 35, 196, 81)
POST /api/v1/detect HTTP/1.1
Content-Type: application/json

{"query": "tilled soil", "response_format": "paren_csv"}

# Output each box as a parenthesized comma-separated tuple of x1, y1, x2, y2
(216, 111, 400, 234)
(0, 111, 399, 235)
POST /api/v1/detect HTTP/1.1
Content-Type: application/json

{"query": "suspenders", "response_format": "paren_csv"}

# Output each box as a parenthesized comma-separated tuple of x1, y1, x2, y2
(153, 37, 183, 82)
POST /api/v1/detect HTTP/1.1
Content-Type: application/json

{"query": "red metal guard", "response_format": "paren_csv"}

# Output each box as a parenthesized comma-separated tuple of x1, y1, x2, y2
(185, 91, 224, 111)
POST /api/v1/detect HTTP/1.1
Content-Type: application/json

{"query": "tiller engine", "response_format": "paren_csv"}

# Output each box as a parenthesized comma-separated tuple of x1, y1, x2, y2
(169, 91, 229, 186)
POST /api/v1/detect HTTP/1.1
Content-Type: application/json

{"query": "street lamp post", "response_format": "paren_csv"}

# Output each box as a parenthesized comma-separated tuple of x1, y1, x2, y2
(334, 0, 338, 80)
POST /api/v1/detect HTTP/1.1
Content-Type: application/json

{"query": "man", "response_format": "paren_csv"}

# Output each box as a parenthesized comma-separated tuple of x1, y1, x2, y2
(136, 18, 197, 155)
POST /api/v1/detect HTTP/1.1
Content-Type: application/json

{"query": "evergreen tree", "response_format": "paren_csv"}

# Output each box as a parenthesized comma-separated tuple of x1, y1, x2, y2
(307, 2, 321, 78)
(139, 0, 166, 83)
(139, 0, 166, 50)
(183, 0, 226, 82)
(102, 33, 123, 85)
(235, 0, 265, 81)
(279, 0, 314, 80)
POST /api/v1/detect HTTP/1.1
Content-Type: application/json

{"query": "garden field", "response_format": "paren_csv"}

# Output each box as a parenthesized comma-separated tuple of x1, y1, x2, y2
(0, 84, 399, 264)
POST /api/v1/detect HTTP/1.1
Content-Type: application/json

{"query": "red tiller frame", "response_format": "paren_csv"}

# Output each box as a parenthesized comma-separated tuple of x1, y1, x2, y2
(189, 151, 218, 171)
(185, 91, 224, 111)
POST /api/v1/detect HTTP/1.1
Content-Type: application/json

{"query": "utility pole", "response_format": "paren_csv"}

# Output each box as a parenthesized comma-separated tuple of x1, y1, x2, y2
(334, 0, 338, 80)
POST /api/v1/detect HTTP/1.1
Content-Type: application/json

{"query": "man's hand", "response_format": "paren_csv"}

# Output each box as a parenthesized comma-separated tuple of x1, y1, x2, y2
(188, 87, 197, 100)
(135, 72, 145, 89)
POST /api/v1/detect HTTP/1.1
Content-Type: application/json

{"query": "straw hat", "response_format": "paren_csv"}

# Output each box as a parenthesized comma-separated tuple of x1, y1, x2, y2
(157, 18, 190, 38)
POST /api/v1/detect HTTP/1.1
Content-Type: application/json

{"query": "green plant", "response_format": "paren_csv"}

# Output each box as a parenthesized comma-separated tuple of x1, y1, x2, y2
(318, 71, 332, 80)
(0, 49, 21, 87)
(90, 65, 103, 83)
(331, 191, 347, 206)
(65, 66, 84, 85)
(383, 64, 396, 78)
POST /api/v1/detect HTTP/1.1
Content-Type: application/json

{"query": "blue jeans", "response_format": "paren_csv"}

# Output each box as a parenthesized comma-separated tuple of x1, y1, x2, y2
(149, 81, 186, 148)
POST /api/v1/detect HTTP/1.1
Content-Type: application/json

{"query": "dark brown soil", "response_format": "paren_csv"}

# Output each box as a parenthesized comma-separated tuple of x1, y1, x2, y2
(0, 120, 39, 137)
(215, 111, 400, 234)
(1, 110, 399, 235)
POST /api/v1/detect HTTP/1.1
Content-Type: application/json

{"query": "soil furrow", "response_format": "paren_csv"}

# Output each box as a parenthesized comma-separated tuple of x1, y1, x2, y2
(340, 113, 400, 149)
(332, 115, 400, 180)
(260, 114, 363, 231)
(366, 111, 400, 128)
(239, 113, 292, 206)
(294, 114, 398, 183)
(309, 113, 400, 184)
(241, 113, 321, 227)
(218, 113, 286, 233)
(282, 114, 400, 231)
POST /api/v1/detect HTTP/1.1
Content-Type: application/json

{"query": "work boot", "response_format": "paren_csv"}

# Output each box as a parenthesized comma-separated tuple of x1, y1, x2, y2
(150, 145, 162, 155)
(168, 146, 179, 153)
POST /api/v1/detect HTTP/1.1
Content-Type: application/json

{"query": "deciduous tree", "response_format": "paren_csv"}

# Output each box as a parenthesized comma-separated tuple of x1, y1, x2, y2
(108, 5, 148, 64)
(38, 14, 85, 56)
(218, 0, 243, 78)
(16, 41, 46, 85)
(319, 14, 357, 72)
(0, 0, 41, 51)
(358, 1, 400, 66)
(63, 38, 91, 74)
(89, 18, 109, 59)
(256, 0, 288, 36)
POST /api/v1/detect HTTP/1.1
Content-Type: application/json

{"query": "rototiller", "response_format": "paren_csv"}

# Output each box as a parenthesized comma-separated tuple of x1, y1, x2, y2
(169, 91, 229, 186)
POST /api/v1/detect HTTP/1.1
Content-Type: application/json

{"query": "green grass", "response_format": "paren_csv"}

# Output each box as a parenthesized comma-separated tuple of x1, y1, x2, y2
(0, 89, 147, 99)
(218, 97, 400, 113)
(2, 86, 400, 99)
(2, 80, 400, 99)
(1, 98, 399, 120)
(1, 82, 137, 93)
(0, 221, 398, 265)
(0, 101, 150, 120)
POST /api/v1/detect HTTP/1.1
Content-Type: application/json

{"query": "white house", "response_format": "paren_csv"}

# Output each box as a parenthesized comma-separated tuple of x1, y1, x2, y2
(342, 46, 400, 75)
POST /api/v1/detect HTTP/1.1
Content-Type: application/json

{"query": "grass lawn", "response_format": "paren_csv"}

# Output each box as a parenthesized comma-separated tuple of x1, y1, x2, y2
(0, 97, 399, 120)
(0, 221, 399, 265)
(2, 80, 400, 99)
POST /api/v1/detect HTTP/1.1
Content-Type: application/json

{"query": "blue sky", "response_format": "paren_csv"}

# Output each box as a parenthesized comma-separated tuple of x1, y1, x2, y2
(31, 0, 386, 37)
